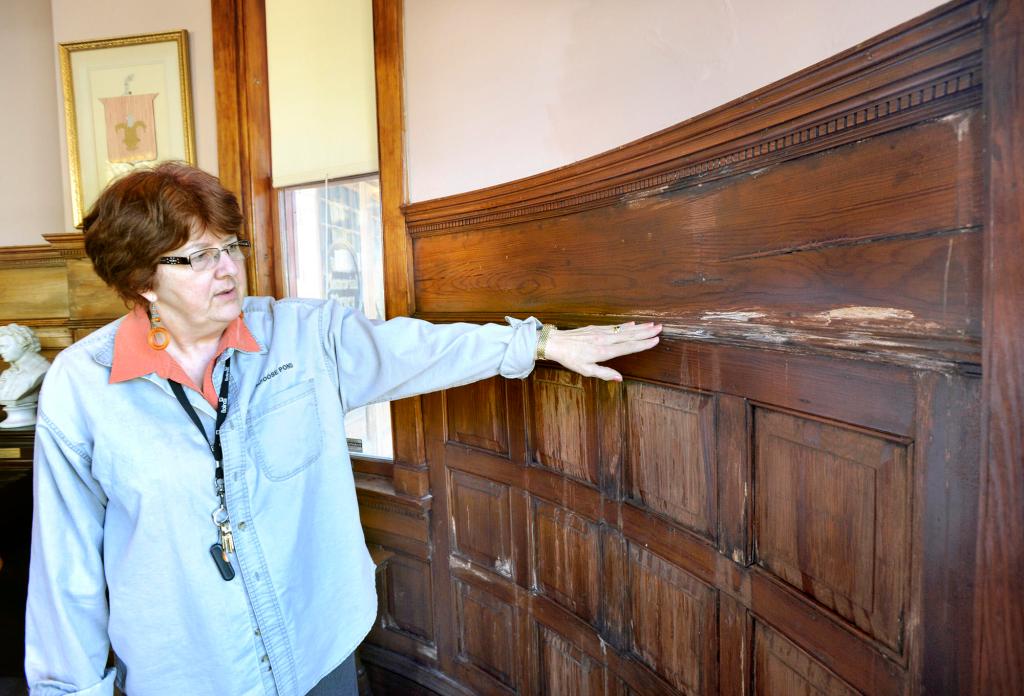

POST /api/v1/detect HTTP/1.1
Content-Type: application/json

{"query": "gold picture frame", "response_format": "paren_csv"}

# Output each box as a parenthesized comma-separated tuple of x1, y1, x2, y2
(59, 30, 196, 227)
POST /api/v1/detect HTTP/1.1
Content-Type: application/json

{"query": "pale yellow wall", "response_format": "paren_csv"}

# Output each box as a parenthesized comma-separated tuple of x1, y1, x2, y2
(0, 0, 65, 246)
(403, 0, 949, 203)
(0, 0, 218, 247)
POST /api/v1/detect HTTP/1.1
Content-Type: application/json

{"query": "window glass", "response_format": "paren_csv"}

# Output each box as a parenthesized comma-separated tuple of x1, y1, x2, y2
(278, 175, 392, 458)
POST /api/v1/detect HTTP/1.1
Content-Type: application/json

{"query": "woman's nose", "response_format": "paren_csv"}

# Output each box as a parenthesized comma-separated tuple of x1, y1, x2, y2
(215, 247, 242, 276)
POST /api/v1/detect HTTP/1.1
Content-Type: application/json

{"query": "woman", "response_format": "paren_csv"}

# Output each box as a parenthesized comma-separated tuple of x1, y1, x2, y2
(24, 163, 661, 696)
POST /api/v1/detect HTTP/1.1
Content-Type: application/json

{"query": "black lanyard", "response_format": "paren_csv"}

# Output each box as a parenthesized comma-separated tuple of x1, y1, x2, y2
(169, 356, 236, 580)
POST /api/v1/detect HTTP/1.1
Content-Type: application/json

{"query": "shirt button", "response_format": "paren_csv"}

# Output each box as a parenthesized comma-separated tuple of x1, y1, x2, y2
(254, 629, 261, 636)
(238, 521, 246, 530)
(261, 655, 269, 662)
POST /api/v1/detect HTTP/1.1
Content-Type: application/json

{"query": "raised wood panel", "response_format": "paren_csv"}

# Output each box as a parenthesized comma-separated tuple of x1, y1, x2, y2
(753, 408, 910, 653)
(0, 266, 69, 321)
(449, 470, 513, 576)
(445, 377, 510, 455)
(628, 545, 717, 695)
(625, 381, 716, 539)
(533, 499, 600, 625)
(529, 367, 598, 485)
(753, 623, 858, 696)
(454, 579, 517, 689)
(66, 258, 126, 320)
(382, 553, 434, 645)
(537, 623, 606, 696)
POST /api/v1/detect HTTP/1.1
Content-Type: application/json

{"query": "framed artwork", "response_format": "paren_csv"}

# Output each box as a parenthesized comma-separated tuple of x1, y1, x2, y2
(58, 30, 195, 227)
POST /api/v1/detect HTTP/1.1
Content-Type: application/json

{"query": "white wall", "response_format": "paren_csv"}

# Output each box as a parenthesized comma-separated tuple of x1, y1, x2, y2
(404, 0, 948, 203)
(0, 0, 218, 247)
(0, 0, 64, 246)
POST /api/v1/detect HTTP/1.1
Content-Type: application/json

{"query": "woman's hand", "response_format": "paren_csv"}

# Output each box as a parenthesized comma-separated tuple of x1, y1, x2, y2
(542, 322, 662, 381)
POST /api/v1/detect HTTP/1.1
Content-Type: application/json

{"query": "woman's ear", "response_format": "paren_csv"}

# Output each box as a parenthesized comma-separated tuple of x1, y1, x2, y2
(140, 289, 157, 304)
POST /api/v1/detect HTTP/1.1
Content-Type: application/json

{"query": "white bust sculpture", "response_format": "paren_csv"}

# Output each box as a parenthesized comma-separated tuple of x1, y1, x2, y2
(0, 323, 50, 428)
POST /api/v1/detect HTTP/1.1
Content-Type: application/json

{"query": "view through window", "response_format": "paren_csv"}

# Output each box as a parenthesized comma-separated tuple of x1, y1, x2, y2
(278, 174, 392, 458)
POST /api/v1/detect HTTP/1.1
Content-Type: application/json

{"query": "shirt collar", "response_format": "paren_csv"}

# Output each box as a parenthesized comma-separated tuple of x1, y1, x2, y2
(109, 304, 260, 387)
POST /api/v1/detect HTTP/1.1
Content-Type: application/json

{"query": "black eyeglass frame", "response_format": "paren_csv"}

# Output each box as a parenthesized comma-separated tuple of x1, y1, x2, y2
(158, 240, 252, 269)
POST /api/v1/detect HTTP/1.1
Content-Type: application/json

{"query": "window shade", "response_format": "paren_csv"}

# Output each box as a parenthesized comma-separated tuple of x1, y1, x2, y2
(266, 0, 378, 189)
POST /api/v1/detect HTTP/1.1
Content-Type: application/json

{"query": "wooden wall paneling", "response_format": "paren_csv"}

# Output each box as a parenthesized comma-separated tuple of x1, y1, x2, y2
(595, 376, 625, 500)
(975, 0, 1024, 691)
(752, 622, 858, 696)
(532, 499, 601, 626)
(717, 394, 750, 565)
(423, 389, 461, 678)
(392, 3, 1008, 695)
(528, 367, 600, 486)
(448, 469, 513, 576)
(626, 544, 718, 695)
(913, 371, 981, 693)
(530, 591, 677, 696)
(718, 594, 752, 696)
(598, 525, 628, 652)
(66, 258, 127, 320)
(211, 0, 276, 298)
(752, 408, 911, 654)
(627, 341, 918, 437)
(748, 573, 904, 696)
(0, 266, 68, 321)
(0, 236, 125, 369)
(535, 622, 608, 696)
(381, 552, 435, 645)
(452, 578, 518, 693)
(361, 643, 476, 696)
(410, 113, 983, 352)
(445, 377, 511, 456)
(624, 381, 717, 541)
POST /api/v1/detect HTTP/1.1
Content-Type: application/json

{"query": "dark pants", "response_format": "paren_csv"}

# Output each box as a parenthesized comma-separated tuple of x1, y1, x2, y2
(305, 652, 357, 696)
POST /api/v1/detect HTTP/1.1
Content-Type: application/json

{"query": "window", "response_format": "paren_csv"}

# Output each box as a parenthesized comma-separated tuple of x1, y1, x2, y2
(278, 174, 392, 458)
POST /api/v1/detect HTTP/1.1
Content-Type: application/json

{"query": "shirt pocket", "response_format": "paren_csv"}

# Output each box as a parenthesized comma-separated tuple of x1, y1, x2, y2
(247, 378, 324, 481)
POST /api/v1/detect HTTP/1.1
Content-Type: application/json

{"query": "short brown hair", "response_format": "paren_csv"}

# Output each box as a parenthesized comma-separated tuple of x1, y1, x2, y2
(82, 162, 245, 306)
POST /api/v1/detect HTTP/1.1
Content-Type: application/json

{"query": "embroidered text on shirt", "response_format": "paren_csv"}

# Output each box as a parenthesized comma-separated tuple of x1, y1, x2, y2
(254, 362, 294, 388)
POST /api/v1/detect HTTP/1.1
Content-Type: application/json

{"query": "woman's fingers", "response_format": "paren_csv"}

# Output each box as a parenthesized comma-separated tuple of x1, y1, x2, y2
(544, 322, 662, 382)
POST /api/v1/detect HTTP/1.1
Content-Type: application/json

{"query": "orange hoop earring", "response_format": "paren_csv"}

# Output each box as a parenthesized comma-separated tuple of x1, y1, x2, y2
(148, 304, 170, 351)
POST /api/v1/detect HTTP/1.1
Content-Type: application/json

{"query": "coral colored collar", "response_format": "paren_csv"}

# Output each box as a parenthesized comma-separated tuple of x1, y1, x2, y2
(109, 305, 260, 408)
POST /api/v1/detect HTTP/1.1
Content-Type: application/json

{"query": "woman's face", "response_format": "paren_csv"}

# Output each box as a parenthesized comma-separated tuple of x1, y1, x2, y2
(141, 228, 248, 338)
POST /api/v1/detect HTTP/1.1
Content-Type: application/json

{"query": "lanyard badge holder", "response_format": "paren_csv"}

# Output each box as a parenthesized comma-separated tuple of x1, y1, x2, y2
(170, 357, 236, 581)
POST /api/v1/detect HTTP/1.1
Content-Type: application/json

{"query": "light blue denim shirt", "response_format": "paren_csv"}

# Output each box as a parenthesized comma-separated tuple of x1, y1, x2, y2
(25, 297, 540, 696)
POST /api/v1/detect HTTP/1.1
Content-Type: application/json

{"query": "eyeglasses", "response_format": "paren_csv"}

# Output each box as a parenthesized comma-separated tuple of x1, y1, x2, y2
(158, 240, 251, 272)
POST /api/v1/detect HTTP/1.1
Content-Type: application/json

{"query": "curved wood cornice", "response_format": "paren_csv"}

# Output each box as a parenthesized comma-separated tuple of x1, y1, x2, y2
(404, 0, 982, 236)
